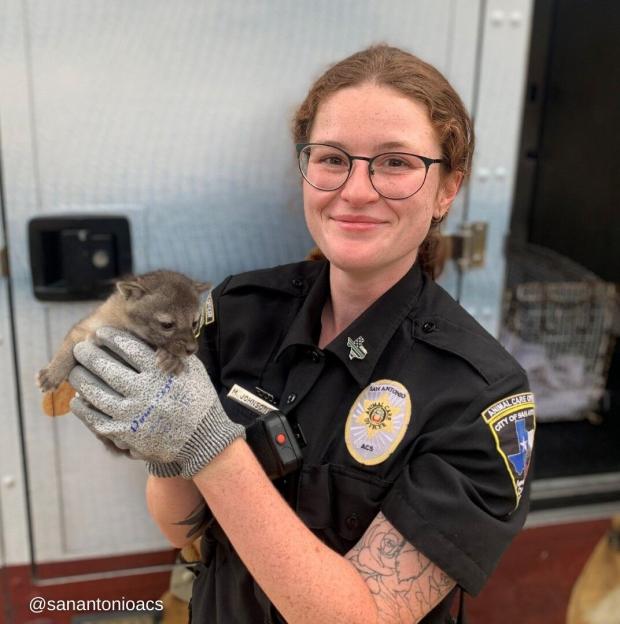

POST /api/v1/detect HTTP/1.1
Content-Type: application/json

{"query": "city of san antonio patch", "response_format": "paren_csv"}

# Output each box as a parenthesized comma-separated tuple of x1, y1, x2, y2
(482, 392, 536, 508)
(345, 379, 411, 466)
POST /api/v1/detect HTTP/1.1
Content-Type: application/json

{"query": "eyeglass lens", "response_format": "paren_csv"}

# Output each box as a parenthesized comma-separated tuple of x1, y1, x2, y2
(298, 144, 428, 199)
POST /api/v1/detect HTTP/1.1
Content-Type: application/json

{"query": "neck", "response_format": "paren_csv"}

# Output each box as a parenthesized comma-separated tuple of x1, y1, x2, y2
(318, 254, 416, 348)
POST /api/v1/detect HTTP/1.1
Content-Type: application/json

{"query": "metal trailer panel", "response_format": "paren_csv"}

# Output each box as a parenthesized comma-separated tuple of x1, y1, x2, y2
(0, 208, 30, 567)
(459, 0, 534, 334)
(0, 0, 532, 565)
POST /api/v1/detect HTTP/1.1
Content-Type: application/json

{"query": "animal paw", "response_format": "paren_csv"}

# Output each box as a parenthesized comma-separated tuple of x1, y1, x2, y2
(156, 349, 186, 376)
(37, 367, 64, 392)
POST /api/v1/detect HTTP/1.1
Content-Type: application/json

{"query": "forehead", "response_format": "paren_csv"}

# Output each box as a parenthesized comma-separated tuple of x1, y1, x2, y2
(310, 83, 438, 153)
(150, 284, 199, 309)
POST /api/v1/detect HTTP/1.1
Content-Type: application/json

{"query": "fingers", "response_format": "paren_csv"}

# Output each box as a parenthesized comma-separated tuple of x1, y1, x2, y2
(69, 366, 126, 418)
(73, 341, 138, 396)
(93, 326, 157, 373)
(70, 397, 141, 456)
(70, 395, 116, 436)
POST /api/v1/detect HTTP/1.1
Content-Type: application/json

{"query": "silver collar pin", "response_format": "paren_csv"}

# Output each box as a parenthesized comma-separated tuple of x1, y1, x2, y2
(347, 336, 368, 361)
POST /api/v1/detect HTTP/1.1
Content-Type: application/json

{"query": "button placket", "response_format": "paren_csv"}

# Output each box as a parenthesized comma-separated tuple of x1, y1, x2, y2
(279, 355, 325, 414)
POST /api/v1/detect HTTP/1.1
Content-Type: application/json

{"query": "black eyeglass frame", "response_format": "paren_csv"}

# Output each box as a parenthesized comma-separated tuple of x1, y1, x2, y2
(296, 142, 447, 200)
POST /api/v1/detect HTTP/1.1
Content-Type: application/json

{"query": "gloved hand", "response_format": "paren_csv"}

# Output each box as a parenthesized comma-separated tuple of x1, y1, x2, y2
(68, 327, 245, 479)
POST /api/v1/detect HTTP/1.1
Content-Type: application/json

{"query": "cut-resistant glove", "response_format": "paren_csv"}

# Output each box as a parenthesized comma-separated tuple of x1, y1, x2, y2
(68, 326, 245, 479)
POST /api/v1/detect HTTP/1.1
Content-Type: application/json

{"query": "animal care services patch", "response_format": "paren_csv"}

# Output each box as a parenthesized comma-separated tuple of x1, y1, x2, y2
(482, 392, 536, 508)
(345, 380, 411, 466)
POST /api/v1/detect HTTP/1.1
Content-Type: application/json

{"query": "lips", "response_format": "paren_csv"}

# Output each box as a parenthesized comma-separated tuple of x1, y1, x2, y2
(330, 214, 387, 231)
(331, 214, 385, 224)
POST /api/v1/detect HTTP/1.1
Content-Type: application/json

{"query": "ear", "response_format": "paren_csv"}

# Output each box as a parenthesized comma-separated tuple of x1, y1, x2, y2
(194, 281, 211, 293)
(434, 171, 463, 221)
(116, 279, 148, 300)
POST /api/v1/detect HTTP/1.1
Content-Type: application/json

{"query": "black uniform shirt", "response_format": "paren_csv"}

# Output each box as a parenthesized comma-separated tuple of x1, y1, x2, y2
(192, 259, 536, 624)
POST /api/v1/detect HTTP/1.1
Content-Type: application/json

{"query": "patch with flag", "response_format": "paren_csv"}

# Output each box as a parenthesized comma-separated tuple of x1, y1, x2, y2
(482, 392, 536, 508)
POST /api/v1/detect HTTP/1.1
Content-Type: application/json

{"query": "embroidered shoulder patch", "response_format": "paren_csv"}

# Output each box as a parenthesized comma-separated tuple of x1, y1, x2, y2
(194, 290, 215, 338)
(482, 392, 536, 508)
(345, 379, 411, 466)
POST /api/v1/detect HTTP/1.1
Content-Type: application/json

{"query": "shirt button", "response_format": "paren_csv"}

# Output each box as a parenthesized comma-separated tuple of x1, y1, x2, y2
(286, 393, 297, 405)
(345, 513, 359, 531)
(309, 349, 323, 363)
(291, 278, 304, 289)
(422, 321, 436, 333)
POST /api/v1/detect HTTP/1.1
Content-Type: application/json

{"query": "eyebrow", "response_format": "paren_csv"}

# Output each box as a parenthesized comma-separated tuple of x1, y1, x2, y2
(313, 140, 419, 153)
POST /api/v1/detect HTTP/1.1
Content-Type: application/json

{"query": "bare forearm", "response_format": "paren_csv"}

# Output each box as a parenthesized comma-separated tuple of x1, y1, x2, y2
(193, 439, 378, 624)
(146, 475, 207, 548)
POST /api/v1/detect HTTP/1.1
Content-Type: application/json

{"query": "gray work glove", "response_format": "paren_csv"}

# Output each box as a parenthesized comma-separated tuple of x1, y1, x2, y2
(68, 327, 245, 479)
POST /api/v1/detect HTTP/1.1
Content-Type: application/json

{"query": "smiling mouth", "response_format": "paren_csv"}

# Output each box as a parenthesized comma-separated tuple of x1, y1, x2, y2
(332, 215, 385, 223)
(331, 215, 386, 230)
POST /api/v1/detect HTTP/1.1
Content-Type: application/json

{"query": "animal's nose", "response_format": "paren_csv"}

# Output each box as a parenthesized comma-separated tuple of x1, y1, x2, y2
(185, 343, 198, 355)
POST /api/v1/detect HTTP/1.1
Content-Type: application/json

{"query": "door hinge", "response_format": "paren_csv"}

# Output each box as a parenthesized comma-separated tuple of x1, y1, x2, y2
(0, 245, 9, 277)
(449, 222, 488, 270)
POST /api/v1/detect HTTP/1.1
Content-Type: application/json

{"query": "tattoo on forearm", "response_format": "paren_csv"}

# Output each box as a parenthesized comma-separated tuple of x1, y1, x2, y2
(173, 501, 210, 539)
(346, 512, 455, 623)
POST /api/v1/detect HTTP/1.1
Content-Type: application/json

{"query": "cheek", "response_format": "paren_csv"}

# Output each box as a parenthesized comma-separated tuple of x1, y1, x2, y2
(303, 186, 330, 237)
(303, 183, 332, 216)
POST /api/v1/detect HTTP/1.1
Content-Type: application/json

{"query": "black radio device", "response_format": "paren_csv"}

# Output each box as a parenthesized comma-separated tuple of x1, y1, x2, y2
(227, 384, 304, 479)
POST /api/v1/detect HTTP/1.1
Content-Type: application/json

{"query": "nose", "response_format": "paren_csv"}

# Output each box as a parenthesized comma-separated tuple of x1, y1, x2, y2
(340, 160, 380, 205)
(185, 343, 198, 356)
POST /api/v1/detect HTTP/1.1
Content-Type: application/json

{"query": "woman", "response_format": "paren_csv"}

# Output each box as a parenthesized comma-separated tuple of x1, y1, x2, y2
(70, 45, 535, 623)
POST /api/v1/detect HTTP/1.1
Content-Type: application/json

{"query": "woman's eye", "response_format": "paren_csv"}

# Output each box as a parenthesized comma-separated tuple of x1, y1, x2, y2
(319, 155, 347, 167)
(160, 321, 175, 330)
(385, 157, 408, 168)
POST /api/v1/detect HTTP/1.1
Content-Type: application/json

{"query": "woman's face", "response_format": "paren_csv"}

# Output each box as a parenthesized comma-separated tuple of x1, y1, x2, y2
(303, 83, 460, 278)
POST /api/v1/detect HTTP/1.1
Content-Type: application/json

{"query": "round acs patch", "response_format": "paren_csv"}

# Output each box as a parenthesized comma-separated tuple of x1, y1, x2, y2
(345, 379, 412, 466)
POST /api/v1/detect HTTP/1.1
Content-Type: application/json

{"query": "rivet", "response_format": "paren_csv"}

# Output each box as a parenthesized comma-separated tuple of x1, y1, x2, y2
(490, 10, 505, 26)
(509, 11, 523, 26)
(2, 475, 16, 488)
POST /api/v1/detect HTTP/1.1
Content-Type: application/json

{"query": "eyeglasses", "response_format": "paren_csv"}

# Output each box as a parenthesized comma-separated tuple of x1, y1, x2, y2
(296, 143, 446, 200)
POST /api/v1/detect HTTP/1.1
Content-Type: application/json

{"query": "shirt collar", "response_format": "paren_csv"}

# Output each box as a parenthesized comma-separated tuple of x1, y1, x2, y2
(275, 261, 330, 358)
(276, 261, 425, 387)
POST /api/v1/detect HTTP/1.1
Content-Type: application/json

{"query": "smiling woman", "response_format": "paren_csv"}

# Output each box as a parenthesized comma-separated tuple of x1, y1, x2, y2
(299, 83, 461, 295)
(70, 44, 535, 624)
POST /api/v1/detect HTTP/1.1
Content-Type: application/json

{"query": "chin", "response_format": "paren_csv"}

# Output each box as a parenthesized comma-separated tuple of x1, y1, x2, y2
(326, 249, 385, 275)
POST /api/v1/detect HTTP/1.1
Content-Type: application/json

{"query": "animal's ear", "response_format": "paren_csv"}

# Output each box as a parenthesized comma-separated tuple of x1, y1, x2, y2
(194, 281, 211, 293)
(117, 279, 148, 300)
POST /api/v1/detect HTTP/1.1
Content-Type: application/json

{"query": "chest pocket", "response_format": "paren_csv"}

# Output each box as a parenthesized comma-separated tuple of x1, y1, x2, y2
(296, 463, 393, 553)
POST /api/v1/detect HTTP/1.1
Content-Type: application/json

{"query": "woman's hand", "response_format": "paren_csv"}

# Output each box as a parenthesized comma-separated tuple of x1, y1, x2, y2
(68, 326, 245, 478)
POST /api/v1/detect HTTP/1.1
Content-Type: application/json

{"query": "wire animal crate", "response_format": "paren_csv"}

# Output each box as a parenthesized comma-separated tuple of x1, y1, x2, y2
(501, 244, 618, 422)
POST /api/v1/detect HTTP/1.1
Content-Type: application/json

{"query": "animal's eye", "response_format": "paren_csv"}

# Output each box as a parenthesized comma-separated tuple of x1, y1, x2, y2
(160, 321, 175, 330)
(192, 320, 199, 330)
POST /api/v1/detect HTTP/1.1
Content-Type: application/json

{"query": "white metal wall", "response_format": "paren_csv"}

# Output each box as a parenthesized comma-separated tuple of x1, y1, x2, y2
(460, 1, 533, 334)
(0, 0, 532, 567)
(0, 216, 30, 568)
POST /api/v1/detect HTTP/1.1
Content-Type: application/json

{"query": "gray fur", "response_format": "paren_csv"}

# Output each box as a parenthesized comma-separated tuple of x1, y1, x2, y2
(36, 270, 210, 465)
(37, 270, 210, 391)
